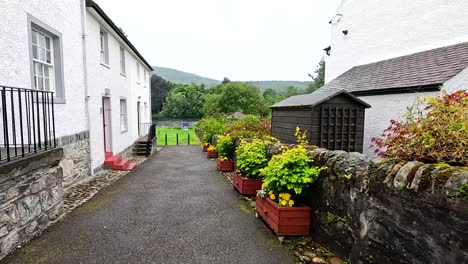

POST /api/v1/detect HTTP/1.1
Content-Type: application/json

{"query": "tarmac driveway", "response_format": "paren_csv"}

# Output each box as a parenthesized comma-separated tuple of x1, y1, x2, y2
(2, 146, 294, 264)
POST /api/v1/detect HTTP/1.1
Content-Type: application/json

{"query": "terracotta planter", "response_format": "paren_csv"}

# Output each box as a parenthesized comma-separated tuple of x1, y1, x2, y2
(203, 145, 209, 152)
(256, 196, 311, 236)
(232, 173, 263, 196)
(207, 150, 218, 159)
(217, 159, 234, 172)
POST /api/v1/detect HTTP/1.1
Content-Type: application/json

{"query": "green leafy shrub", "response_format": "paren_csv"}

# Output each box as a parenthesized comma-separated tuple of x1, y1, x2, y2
(229, 115, 271, 139)
(216, 135, 235, 159)
(372, 90, 468, 165)
(235, 139, 268, 178)
(195, 117, 228, 143)
(259, 128, 322, 206)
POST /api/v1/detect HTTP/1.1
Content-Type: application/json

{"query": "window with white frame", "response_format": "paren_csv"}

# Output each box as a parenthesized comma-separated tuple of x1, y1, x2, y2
(32, 29, 54, 92)
(137, 63, 141, 83)
(144, 102, 148, 120)
(120, 99, 128, 132)
(120, 46, 126, 75)
(100, 29, 109, 65)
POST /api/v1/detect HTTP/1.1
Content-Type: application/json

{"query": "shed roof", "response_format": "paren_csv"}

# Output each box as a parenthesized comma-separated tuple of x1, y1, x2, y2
(271, 89, 371, 108)
(320, 42, 468, 95)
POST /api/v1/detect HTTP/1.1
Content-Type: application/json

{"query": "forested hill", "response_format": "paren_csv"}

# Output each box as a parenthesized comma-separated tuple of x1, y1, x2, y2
(152, 66, 310, 92)
(152, 67, 220, 87)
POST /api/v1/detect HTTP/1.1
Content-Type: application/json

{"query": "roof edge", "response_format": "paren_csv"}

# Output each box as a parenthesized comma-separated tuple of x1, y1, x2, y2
(352, 85, 441, 96)
(86, 0, 153, 71)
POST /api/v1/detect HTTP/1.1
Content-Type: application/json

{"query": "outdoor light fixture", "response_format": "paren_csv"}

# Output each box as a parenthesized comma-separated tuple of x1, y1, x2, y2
(324, 46, 331, 56)
(342, 30, 349, 35)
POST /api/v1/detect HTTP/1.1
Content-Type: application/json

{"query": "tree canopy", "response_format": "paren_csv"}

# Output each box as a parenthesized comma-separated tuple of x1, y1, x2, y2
(203, 82, 268, 117)
(159, 83, 206, 118)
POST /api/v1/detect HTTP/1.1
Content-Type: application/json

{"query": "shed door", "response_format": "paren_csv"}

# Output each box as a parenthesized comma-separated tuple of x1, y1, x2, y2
(319, 107, 359, 152)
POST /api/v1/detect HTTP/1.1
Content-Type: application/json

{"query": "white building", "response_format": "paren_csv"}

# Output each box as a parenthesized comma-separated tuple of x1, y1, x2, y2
(0, 0, 152, 186)
(273, 0, 468, 155)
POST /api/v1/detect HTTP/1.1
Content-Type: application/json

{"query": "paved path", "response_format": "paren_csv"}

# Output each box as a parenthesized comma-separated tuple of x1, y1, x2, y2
(3, 146, 294, 264)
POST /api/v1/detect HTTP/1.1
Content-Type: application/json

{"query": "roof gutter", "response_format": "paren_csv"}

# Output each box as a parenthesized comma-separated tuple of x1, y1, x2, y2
(85, 0, 153, 71)
(351, 85, 441, 96)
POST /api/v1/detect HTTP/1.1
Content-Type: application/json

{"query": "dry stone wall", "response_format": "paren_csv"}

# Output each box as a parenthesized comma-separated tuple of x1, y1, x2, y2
(0, 148, 64, 259)
(304, 148, 468, 264)
(57, 131, 91, 188)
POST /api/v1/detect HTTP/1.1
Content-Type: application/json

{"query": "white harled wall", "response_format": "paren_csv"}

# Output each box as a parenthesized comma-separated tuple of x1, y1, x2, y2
(324, 0, 468, 155)
(325, 0, 468, 82)
(0, 0, 87, 138)
(86, 11, 151, 170)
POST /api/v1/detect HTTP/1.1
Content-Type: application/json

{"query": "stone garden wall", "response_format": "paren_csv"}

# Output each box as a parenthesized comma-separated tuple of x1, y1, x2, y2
(0, 148, 64, 259)
(303, 148, 468, 264)
(57, 131, 91, 188)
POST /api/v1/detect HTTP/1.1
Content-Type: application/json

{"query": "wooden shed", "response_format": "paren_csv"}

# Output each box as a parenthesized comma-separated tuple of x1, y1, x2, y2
(270, 89, 371, 153)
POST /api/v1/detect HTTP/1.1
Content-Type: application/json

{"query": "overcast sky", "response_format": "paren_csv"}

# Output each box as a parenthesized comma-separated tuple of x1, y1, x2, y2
(95, 0, 342, 81)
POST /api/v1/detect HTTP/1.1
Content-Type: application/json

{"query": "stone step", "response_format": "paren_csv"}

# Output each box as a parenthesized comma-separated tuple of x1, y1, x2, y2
(113, 159, 130, 170)
(104, 155, 122, 168)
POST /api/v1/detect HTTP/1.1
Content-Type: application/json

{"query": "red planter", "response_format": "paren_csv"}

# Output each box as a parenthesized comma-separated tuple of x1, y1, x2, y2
(203, 144, 209, 152)
(217, 159, 234, 172)
(256, 196, 311, 236)
(207, 150, 218, 159)
(232, 173, 263, 196)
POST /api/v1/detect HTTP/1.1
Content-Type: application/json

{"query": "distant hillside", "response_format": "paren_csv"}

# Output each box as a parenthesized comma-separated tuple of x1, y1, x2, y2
(152, 67, 220, 87)
(152, 66, 311, 92)
(247, 81, 310, 92)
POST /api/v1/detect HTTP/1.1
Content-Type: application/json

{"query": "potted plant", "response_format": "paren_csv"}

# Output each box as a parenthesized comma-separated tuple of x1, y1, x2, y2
(207, 145, 218, 159)
(203, 143, 210, 152)
(233, 139, 268, 195)
(216, 135, 235, 172)
(256, 128, 322, 236)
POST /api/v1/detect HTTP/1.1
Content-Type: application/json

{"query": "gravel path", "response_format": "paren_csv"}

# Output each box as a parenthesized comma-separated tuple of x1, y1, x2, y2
(3, 146, 294, 264)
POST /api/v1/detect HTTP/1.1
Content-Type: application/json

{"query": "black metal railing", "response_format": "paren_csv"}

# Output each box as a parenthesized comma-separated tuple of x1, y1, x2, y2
(139, 122, 152, 136)
(0, 86, 56, 163)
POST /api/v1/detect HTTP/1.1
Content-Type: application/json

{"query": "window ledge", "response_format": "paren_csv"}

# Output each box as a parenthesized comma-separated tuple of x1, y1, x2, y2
(54, 97, 66, 104)
(100, 63, 110, 69)
(121, 73, 126, 77)
(121, 129, 128, 134)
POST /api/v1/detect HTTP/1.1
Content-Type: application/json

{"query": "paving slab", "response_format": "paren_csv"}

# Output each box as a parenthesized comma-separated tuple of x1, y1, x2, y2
(2, 146, 294, 264)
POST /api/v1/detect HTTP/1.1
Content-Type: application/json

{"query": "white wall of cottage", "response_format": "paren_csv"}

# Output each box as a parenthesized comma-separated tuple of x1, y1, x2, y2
(86, 10, 151, 170)
(0, 0, 87, 139)
(325, 0, 468, 82)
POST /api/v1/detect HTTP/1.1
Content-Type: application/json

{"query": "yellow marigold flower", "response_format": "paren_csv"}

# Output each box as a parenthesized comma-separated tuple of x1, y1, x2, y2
(280, 199, 287, 206)
(268, 190, 273, 195)
(269, 193, 276, 200)
(281, 193, 291, 201)
(288, 200, 294, 207)
(262, 182, 268, 188)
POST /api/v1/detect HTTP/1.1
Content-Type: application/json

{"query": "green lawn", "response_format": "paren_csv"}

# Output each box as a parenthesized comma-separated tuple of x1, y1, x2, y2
(156, 127, 201, 146)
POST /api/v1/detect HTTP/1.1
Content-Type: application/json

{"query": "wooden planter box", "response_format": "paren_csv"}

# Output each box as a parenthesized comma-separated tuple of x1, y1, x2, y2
(232, 173, 263, 196)
(256, 196, 311, 236)
(207, 150, 218, 159)
(203, 145, 209, 152)
(217, 159, 234, 172)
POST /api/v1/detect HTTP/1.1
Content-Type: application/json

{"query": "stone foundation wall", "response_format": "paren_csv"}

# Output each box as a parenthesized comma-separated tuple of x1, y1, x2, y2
(303, 148, 468, 264)
(0, 148, 64, 259)
(57, 131, 91, 188)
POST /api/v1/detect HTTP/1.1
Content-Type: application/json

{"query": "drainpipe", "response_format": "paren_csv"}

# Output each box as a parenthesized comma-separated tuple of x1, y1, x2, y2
(81, 0, 94, 176)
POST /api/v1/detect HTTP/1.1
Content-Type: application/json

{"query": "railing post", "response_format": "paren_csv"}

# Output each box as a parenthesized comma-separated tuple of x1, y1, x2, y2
(10, 88, 17, 157)
(165, 134, 167, 145)
(176, 134, 179, 145)
(18, 88, 25, 157)
(188, 134, 190, 145)
(1, 87, 10, 161)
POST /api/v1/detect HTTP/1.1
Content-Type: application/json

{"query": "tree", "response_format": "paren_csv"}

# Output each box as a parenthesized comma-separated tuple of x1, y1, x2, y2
(222, 77, 231, 84)
(159, 83, 206, 118)
(203, 82, 268, 116)
(263, 88, 278, 106)
(286, 86, 300, 97)
(306, 58, 325, 93)
(150, 74, 170, 115)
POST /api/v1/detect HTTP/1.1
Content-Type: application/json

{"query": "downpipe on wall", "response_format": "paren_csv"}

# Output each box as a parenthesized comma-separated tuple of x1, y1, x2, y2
(81, 0, 94, 176)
